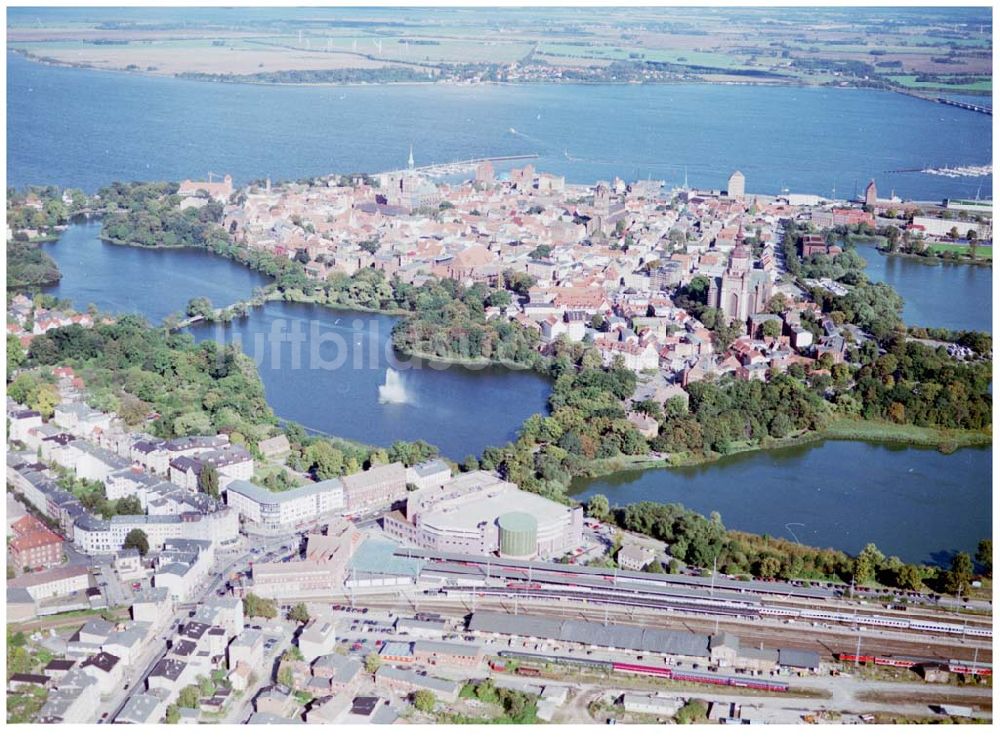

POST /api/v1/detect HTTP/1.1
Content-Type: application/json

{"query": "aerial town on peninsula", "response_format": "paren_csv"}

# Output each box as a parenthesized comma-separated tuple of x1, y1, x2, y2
(6, 149, 993, 725)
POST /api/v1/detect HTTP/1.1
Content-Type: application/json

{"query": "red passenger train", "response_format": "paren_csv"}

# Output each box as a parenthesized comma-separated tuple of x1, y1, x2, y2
(839, 653, 992, 677)
(837, 653, 920, 669)
(611, 661, 789, 692)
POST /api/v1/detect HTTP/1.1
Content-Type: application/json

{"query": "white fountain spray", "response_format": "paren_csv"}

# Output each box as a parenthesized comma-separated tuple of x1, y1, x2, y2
(378, 368, 409, 404)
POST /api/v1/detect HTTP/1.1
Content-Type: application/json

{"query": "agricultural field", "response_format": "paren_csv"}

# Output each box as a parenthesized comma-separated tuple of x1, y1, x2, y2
(6, 6, 992, 87)
(887, 75, 992, 93)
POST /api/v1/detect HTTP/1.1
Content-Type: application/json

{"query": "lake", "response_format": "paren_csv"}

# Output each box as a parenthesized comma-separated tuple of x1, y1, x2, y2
(40, 222, 551, 460)
(6, 50, 991, 201)
(186, 301, 552, 460)
(859, 244, 993, 333)
(41, 218, 271, 321)
(570, 440, 991, 565)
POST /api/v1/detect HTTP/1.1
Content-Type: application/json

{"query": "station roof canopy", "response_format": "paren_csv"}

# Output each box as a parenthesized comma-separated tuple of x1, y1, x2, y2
(468, 611, 711, 659)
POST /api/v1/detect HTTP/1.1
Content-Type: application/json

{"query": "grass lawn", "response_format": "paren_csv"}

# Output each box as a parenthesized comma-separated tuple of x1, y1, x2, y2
(926, 242, 992, 260)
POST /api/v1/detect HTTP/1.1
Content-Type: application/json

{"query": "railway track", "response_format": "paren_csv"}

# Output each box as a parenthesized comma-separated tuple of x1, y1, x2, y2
(762, 597, 993, 628)
(433, 583, 990, 640)
(340, 593, 992, 664)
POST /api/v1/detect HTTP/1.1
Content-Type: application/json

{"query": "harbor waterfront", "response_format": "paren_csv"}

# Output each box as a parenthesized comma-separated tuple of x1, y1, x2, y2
(570, 440, 991, 565)
(7, 50, 992, 202)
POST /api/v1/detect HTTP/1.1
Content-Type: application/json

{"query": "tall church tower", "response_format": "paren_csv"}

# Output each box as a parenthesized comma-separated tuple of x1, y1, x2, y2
(408, 145, 415, 171)
(718, 221, 752, 322)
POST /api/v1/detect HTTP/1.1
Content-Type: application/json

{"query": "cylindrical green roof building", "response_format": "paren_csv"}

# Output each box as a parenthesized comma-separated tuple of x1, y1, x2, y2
(498, 511, 538, 558)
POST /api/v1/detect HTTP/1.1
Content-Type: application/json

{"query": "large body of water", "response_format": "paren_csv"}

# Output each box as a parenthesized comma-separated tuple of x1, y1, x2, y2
(13, 50, 991, 562)
(42, 218, 271, 321)
(6, 51, 991, 201)
(571, 441, 991, 564)
(40, 224, 550, 460)
(186, 302, 552, 460)
(859, 244, 993, 333)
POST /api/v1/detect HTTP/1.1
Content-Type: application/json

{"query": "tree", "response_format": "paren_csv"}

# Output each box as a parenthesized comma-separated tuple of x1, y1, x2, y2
(7, 334, 26, 376)
(756, 557, 781, 579)
(277, 665, 294, 689)
(282, 646, 304, 662)
(243, 592, 278, 619)
(124, 528, 149, 556)
(364, 652, 382, 673)
(288, 603, 310, 624)
(487, 289, 512, 308)
(975, 539, 992, 578)
(967, 229, 979, 259)
(765, 294, 788, 314)
(32, 383, 60, 419)
(119, 394, 150, 426)
(413, 689, 436, 712)
(644, 560, 665, 574)
(198, 463, 219, 499)
(586, 494, 610, 522)
(896, 564, 924, 592)
(177, 685, 200, 709)
(675, 699, 708, 724)
(305, 440, 345, 480)
(115, 495, 144, 516)
(186, 296, 214, 318)
(853, 542, 884, 584)
(165, 704, 180, 724)
(761, 319, 782, 338)
(197, 675, 216, 698)
(948, 551, 974, 595)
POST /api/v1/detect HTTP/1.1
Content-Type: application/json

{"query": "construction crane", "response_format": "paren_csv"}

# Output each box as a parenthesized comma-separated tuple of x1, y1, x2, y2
(206, 171, 220, 183)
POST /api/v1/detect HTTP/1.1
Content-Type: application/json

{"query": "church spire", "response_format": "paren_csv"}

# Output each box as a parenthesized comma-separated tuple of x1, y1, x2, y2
(408, 145, 415, 171)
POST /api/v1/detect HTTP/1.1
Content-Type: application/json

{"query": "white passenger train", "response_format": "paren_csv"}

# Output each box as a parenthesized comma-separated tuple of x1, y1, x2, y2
(761, 606, 991, 637)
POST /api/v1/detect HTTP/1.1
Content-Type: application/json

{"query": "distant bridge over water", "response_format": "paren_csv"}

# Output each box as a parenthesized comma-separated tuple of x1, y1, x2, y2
(378, 153, 538, 179)
(936, 96, 992, 116)
(889, 86, 991, 116)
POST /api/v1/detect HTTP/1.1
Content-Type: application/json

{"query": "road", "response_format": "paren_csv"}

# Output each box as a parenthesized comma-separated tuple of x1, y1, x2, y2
(105, 642, 167, 723)
(103, 534, 298, 723)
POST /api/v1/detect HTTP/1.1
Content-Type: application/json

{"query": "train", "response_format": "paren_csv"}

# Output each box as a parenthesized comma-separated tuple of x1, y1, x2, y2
(496, 650, 789, 692)
(761, 605, 992, 638)
(423, 559, 993, 640)
(442, 585, 758, 620)
(837, 653, 992, 677)
(948, 659, 993, 677)
(614, 662, 789, 692)
(836, 653, 920, 669)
